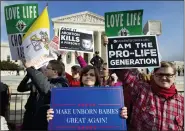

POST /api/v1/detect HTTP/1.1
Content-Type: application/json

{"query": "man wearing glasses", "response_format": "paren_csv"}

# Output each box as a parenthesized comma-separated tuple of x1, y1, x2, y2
(21, 59, 69, 130)
(103, 36, 184, 131)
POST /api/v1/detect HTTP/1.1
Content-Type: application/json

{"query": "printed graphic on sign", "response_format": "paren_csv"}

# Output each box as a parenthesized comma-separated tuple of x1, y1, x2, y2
(118, 28, 129, 36)
(49, 87, 127, 130)
(16, 20, 27, 32)
(4, 4, 38, 34)
(22, 6, 50, 61)
(59, 27, 94, 53)
(105, 10, 143, 37)
(107, 35, 160, 69)
(27, 31, 49, 52)
(49, 36, 67, 59)
(22, 30, 49, 61)
(4, 3, 39, 60)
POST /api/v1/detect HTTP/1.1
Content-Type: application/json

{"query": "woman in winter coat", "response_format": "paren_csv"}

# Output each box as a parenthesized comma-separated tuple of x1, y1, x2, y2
(46, 65, 128, 122)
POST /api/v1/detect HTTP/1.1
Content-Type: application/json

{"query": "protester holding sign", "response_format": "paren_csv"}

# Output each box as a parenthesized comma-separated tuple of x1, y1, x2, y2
(21, 59, 69, 130)
(79, 65, 101, 87)
(47, 65, 128, 122)
(104, 38, 184, 131)
(17, 66, 46, 130)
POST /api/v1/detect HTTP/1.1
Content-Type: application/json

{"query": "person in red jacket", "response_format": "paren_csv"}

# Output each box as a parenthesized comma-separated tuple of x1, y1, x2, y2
(65, 51, 87, 87)
(65, 65, 81, 87)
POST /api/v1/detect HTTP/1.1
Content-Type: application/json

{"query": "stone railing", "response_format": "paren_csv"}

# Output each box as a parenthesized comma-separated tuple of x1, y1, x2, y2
(1, 71, 25, 76)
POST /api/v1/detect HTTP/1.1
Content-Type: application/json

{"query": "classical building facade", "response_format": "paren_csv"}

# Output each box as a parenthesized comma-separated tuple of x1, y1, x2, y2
(52, 11, 107, 72)
(0, 43, 22, 66)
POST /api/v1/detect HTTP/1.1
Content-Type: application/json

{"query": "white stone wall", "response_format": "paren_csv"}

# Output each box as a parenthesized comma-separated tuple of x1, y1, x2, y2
(1, 45, 12, 61)
(0, 44, 22, 66)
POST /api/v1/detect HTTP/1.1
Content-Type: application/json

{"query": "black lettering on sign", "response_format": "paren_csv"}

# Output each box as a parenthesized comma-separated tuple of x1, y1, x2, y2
(17, 47, 25, 59)
(10, 34, 25, 47)
(11, 35, 15, 46)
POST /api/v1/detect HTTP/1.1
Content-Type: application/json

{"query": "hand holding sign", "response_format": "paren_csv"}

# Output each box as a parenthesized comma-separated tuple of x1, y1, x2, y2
(47, 108, 54, 122)
(103, 36, 109, 46)
(120, 107, 128, 119)
(75, 51, 81, 58)
(21, 59, 33, 68)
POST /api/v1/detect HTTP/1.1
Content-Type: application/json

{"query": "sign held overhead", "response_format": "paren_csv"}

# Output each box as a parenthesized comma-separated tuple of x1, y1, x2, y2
(107, 35, 160, 69)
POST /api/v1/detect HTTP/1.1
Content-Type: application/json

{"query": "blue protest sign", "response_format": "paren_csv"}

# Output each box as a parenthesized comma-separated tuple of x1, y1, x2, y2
(48, 86, 127, 130)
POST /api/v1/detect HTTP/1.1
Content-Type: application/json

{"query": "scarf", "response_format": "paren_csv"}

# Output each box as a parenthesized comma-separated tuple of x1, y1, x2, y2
(151, 79, 177, 99)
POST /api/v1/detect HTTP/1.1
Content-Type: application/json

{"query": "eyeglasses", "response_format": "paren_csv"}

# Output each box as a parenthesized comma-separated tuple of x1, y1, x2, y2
(155, 73, 175, 78)
(46, 66, 53, 70)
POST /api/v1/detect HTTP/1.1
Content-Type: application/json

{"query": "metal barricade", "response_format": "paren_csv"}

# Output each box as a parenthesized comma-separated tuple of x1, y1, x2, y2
(7, 93, 30, 125)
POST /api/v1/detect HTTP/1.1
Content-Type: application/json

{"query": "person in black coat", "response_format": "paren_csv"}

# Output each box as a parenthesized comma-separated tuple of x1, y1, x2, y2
(90, 51, 104, 73)
(17, 67, 46, 130)
(0, 82, 10, 118)
(21, 59, 69, 130)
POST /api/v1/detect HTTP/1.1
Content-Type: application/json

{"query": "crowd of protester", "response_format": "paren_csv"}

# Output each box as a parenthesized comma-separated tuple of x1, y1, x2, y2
(0, 37, 184, 131)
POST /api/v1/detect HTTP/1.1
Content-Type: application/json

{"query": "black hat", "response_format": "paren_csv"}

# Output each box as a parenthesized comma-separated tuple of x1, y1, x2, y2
(95, 51, 99, 54)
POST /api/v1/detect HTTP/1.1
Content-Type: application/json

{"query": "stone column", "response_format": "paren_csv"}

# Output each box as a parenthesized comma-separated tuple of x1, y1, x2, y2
(101, 31, 107, 63)
(95, 31, 102, 57)
(71, 52, 76, 65)
(54, 28, 58, 36)
(88, 53, 94, 64)
(62, 52, 67, 63)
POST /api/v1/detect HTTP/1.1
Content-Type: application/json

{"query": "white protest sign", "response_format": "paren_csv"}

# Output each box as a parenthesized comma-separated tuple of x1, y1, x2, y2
(59, 27, 94, 53)
(25, 54, 54, 69)
(8, 33, 26, 59)
(22, 29, 50, 61)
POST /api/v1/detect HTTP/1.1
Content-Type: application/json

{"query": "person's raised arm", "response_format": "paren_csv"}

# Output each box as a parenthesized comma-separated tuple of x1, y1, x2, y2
(21, 60, 59, 95)
(65, 72, 72, 82)
(26, 67, 55, 95)
(17, 75, 31, 92)
(75, 51, 87, 68)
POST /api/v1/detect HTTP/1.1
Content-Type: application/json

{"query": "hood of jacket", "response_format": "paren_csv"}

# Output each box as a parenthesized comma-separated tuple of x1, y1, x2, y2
(49, 76, 69, 87)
